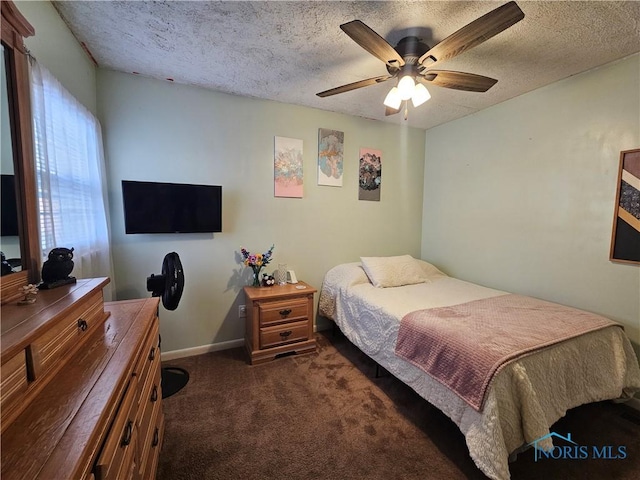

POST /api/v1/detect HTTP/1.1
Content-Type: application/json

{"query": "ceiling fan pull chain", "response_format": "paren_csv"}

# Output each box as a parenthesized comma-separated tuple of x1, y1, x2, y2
(404, 102, 409, 121)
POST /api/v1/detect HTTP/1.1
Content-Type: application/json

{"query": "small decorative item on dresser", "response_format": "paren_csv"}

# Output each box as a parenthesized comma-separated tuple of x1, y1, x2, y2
(17, 283, 38, 305)
(262, 273, 275, 287)
(39, 247, 77, 289)
(240, 244, 275, 287)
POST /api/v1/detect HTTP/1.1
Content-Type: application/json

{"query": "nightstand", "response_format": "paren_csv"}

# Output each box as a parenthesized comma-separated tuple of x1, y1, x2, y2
(243, 281, 317, 364)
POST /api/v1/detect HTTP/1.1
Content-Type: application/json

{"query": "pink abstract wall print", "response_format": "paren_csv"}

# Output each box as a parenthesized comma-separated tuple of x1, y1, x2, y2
(318, 128, 344, 187)
(358, 147, 382, 201)
(274, 136, 303, 198)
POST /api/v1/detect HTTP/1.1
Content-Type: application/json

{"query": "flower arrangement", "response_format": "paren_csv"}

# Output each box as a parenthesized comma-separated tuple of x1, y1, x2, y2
(18, 284, 39, 305)
(240, 245, 274, 286)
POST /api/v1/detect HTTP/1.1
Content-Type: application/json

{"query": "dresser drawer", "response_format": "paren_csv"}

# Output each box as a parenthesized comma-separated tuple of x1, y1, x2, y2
(27, 291, 105, 380)
(260, 320, 309, 349)
(94, 377, 138, 480)
(133, 318, 159, 408)
(258, 298, 308, 327)
(138, 380, 162, 479)
(141, 411, 164, 480)
(0, 350, 28, 429)
(137, 350, 161, 474)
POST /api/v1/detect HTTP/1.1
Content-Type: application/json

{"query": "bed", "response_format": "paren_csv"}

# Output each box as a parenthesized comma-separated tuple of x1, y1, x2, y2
(318, 256, 640, 480)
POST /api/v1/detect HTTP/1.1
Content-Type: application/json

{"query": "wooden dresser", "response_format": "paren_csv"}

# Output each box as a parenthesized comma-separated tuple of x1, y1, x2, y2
(0, 278, 164, 479)
(243, 281, 317, 364)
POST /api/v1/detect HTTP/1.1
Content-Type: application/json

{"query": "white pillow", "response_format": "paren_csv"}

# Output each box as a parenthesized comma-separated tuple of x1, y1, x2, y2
(360, 255, 428, 288)
(417, 259, 447, 280)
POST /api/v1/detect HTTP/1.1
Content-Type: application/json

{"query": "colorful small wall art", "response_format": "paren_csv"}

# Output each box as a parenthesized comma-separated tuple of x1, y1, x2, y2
(274, 136, 303, 198)
(358, 147, 382, 201)
(318, 128, 344, 187)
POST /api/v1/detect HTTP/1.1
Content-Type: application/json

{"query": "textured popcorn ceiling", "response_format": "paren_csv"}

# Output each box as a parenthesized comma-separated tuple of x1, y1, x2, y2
(53, 1, 640, 130)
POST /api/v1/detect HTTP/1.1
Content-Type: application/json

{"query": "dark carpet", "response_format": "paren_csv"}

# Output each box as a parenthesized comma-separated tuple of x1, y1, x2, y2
(157, 331, 640, 480)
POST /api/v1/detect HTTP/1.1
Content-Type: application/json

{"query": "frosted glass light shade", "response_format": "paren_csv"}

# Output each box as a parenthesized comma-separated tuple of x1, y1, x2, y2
(383, 87, 402, 109)
(397, 75, 415, 100)
(411, 83, 431, 107)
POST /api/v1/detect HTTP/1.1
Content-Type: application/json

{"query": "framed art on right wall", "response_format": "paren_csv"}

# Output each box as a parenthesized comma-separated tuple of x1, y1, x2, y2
(610, 148, 640, 265)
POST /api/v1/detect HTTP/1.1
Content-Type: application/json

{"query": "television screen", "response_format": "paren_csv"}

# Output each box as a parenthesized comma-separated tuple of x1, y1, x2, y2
(1, 174, 19, 237)
(122, 180, 222, 234)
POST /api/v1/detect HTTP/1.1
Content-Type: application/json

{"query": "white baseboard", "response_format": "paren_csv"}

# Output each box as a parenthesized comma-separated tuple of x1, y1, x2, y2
(161, 338, 244, 361)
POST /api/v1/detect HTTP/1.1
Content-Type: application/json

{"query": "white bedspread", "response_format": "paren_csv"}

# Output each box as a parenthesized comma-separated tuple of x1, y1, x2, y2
(318, 262, 640, 480)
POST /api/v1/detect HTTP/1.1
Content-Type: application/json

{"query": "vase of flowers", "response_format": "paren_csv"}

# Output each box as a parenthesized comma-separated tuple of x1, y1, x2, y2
(240, 245, 275, 287)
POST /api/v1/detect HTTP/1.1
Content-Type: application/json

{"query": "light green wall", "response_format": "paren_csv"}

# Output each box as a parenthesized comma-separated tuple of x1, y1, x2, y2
(422, 54, 640, 352)
(16, 0, 97, 114)
(97, 70, 425, 353)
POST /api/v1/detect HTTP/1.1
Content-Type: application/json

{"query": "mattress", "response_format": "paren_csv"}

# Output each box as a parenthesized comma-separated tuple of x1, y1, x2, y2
(318, 261, 640, 480)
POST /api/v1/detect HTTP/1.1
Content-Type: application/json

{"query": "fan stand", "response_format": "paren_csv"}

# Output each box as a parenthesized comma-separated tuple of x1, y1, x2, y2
(161, 366, 189, 399)
(147, 252, 188, 399)
(157, 332, 189, 399)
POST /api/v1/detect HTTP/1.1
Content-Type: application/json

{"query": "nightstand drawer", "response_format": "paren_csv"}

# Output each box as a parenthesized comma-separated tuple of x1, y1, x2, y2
(260, 321, 309, 349)
(259, 299, 308, 327)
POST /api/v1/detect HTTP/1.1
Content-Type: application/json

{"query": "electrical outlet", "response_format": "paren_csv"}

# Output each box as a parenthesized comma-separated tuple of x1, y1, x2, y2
(238, 305, 247, 318)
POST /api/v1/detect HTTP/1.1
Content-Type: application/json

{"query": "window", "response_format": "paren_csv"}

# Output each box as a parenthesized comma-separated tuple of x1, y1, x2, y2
(30, 59, 112, 282)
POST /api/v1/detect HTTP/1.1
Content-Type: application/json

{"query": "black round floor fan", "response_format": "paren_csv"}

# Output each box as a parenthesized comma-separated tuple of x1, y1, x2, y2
(147, 252, 188, 399)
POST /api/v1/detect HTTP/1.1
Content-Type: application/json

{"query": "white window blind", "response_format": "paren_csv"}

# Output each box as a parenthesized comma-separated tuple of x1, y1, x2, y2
(30, 59, 113, 290)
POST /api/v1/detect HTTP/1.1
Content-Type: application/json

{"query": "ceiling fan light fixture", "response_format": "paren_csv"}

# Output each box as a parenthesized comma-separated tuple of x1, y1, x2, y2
(397, 75, 415, 100)
(383, 87, 402, 109)
(411, 83, 431, 107)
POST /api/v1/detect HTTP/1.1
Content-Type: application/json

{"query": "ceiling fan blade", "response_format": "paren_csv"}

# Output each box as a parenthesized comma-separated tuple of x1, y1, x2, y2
(385, 106, 401, 116)
(418, 1, 524, 66)
(421, 70, 498, 92)
(316, 75, 392, 97)
(340, 20, 405, 68)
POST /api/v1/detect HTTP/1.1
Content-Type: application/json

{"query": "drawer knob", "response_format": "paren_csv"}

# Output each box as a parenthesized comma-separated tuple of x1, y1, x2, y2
(77, 319, 88, 332)
(279, 330, 292, 338)
(151, 385, 158, 402)
(148, 346, 156, 362)
(279, 308, 292, 317)
(121, 420, 133, 447)
(152, 427, 160, 447)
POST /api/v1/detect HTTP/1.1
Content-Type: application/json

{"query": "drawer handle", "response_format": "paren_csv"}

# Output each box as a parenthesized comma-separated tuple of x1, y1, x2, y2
(279, 330, 292, 338)
(152, 427, 160, 447)
(279, 308, 292, 317)
(148, 346, 156, 362)
(77, 319, 88, 332)
(151, 384, 158, 402)
(121, 420, 133, 447)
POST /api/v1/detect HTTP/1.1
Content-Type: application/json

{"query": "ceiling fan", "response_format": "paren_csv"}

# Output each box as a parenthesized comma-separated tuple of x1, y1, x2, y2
(317, 1, 524, 117)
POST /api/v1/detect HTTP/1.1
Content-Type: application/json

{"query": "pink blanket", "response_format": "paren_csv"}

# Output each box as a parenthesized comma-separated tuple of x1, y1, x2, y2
(395, 294, 619, 411)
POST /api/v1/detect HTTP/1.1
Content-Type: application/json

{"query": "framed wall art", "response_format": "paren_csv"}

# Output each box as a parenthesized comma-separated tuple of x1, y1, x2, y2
(609, 148, 640, 265)
(274, 136, 303, 198)
(318, 128, 344, 187)
(358, 147, 382, 201)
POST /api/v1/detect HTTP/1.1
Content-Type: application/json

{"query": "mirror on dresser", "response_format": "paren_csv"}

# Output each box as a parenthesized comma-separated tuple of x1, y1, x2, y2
(0, 0, 40, 304)
(1, 44, 21, 271)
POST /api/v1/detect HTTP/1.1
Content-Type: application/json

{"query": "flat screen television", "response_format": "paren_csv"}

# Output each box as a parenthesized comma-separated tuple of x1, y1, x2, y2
(1, 174, 19, 237)
(122, 180, 222, 234)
